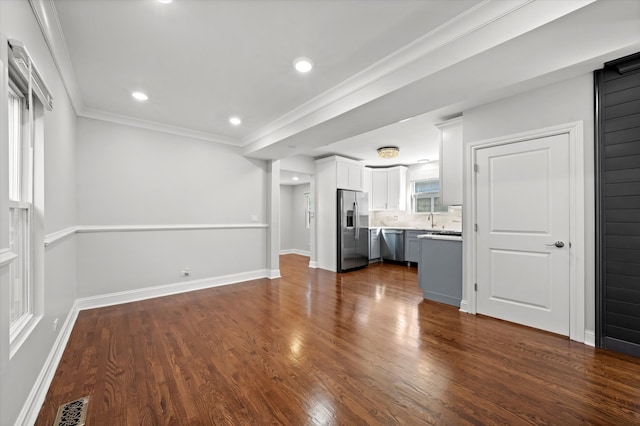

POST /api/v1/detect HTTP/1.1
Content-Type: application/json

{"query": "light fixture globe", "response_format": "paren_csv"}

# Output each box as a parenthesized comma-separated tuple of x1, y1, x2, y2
(377, 146, 399, 159)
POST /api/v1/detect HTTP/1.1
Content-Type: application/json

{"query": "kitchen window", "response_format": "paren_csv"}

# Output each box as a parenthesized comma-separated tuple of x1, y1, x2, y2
(412, 179, 448, 213)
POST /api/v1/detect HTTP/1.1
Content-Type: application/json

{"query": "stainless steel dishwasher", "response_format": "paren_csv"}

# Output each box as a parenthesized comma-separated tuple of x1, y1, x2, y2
(381, 229, 405, 262)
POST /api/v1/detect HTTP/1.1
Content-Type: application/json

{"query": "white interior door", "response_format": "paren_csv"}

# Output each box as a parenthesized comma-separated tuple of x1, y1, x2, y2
(475, 133, 571, 336)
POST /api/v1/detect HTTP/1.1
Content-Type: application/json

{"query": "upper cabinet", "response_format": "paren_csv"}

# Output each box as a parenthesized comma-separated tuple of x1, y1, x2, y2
(370, 166, 407, 211)
(436, 117, 463, 206)
(335, 157, 364, 191)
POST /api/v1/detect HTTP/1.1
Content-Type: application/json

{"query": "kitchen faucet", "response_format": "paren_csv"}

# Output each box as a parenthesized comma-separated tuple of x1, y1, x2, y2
(428, 213, 435, 228)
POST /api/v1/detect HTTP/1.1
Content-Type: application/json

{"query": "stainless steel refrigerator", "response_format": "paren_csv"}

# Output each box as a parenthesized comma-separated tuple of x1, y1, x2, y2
(337, 189, 369, 272)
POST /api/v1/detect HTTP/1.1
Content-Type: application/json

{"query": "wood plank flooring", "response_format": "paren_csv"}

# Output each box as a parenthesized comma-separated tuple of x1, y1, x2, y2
(37, 254, 640, 425)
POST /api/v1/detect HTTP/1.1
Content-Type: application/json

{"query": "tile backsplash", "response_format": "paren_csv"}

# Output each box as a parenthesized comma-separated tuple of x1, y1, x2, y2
(370, 207, 462, 231)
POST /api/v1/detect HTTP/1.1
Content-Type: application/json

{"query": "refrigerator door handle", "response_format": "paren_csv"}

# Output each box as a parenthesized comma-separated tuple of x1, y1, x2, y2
(354, 201, 359, 239)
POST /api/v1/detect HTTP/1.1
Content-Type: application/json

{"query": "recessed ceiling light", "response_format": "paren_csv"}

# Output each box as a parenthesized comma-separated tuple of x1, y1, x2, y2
(292, 176, 299, 181)
(229, 116, 242, 126)
(157, 0, 173, 4)
(131, 91, 148, 101)
(293, 57, 313, 73)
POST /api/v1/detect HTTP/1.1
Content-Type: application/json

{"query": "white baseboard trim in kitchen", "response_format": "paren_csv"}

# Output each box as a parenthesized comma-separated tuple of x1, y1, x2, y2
(16, 301, 79, 426)
(280, 249, 295, 255)
(308, 260, 318, 268)
(584, 329, 596, 347)
(459, 299, 469, 313)
(77, 269, 269, 311)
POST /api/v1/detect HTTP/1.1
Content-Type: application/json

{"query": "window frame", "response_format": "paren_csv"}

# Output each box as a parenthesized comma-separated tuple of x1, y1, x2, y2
(412, 179, 448, 214)
(7, 70, 35, 347)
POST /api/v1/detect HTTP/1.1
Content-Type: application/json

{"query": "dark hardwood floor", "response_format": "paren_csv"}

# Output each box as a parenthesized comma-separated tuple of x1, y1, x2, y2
(37, 254, 640, 425)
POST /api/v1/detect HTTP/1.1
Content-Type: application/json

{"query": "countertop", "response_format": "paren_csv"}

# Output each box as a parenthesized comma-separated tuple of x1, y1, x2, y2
(418, 234, 463, 241)
(370, 226, 461, 233)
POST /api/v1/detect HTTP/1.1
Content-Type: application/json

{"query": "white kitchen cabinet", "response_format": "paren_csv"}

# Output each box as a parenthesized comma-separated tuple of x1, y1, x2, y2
(436, 117, 463, 206)
(336, 157, 363, 191)
(369, 166, 407, 211)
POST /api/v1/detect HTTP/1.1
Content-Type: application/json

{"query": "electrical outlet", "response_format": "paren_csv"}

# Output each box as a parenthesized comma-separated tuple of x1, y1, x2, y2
(181, 268, 191, 277)
(53, 318, 59, 332)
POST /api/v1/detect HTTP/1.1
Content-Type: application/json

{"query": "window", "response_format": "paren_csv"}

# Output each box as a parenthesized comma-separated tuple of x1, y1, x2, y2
(412, 179, 448, 213)
(8, 79, 33, 336)
(5, 38, 52, 353)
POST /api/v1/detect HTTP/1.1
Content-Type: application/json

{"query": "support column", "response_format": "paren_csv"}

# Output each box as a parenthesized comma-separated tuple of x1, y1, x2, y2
(267, 160, 281, 278)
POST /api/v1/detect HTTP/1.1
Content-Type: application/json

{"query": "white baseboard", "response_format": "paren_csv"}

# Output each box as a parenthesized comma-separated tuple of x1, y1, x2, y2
(77, 269, 268, 311)
(308, 260, 318, 268)
(17, 301, 79, 426)
(459, 299, 469, 313)
(268, 269, 281, 279)
(279, 249, 310, 257)
(584, 329, 596, 347)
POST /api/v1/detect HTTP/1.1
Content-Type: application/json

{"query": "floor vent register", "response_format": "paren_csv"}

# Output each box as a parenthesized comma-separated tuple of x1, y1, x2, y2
(53, 396, 89, 426)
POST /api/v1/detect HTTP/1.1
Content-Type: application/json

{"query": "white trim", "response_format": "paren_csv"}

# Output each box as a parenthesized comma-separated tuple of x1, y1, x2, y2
(466, 121, 586, 342)
(15, 301, 79, 426)
(77, 270, 268, 311)
(308, 261, 318, 269)
(76, 223, 268, 233)
(280, 249, 310, 257)
(80, 108, 239, 147)
(584, 329, 596, 347)
(268, 270, 281, 279)
(44, 226, 77, 247)
(459, 299, 469, 313)
(28, 0, 84, 114)
(435, 116, 463, 130)
(0, 248, 18, 267)
(43, 224, 268, 246)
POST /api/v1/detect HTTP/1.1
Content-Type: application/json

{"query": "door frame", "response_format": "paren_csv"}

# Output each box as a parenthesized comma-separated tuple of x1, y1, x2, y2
(463, 122, 585, 342)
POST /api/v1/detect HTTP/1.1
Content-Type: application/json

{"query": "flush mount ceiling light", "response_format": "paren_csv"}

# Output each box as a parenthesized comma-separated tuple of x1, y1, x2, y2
(377, 146, 400, 159)
(293, 57, 313, 73)
(131, 91, 148, 101)
(157, 0, 173, 3)
(229, 116, 242, 126)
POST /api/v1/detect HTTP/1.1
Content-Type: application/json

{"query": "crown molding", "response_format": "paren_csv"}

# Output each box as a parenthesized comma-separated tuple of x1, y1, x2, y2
(30, 0, 596, 154)
(28, 0, 84, 114)
(80, 108, 240, 146)
(242, 0, 596, 156)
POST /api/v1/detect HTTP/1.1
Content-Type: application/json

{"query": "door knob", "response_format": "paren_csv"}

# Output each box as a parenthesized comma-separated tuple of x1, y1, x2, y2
(545, 241, 565, 248)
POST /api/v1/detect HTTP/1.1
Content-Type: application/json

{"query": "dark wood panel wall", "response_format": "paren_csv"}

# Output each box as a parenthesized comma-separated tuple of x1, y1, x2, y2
(596, 52, 640, 357)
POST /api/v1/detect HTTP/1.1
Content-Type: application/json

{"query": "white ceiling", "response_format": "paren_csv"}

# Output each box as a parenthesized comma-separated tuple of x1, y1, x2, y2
(41, 0, 640, 167)
(52, 0, 480, 141)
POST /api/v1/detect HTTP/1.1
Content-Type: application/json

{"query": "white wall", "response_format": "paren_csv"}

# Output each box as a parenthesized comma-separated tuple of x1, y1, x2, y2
(280, 185, 294, 252)
(75, 117, 268, 298)
(462, 73, 595, 333)
(293, 184, 311, 254)
(0, 1, 78, 424)
(280, 183, 311, 255)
